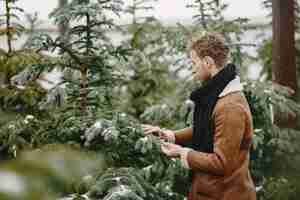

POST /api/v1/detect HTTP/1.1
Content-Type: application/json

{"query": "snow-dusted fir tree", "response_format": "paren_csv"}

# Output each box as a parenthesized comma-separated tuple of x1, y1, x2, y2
(6, 2, 189, 198)
(0, 0, 48, 114)
(115, 0, 177, 118)
(31, 0, 129, 116)
(22, 12, 44, 49)
(0, 0, 25, 86)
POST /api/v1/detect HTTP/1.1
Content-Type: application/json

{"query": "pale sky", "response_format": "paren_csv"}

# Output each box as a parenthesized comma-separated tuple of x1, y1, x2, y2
(11, 0, 268, 25)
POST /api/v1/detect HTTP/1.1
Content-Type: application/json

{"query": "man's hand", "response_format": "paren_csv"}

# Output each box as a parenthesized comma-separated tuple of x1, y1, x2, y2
(141, 124, 175, 142)
(161, 142, 193, 168)
(141, 124, 161, 135)
(161, 142, 184, 157)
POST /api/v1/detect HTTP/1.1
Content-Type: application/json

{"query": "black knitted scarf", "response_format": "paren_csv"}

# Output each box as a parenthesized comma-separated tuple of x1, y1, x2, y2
(188, 63, 237, 152)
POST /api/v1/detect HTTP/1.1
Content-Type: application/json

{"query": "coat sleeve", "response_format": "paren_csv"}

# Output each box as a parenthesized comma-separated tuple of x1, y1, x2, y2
(174, 127, 193, 145)
(185, 103, 246, 176)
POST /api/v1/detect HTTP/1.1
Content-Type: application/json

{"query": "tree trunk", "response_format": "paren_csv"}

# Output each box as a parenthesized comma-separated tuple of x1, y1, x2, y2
(80, 64, 88, 115)
(272, 0, 298, 128)
(5, 0, 12, 54)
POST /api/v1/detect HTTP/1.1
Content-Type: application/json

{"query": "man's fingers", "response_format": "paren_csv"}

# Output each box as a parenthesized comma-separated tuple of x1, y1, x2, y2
(143, 131, 150, 135)
(161, 142, 171, 148)
(159, 133, 168, 139)
(142, 127, 152, 132)
(161, 145, 171, 155)
(141, 124, 159, 130)
(144, 130, 155, 135)
(141, 125, 152, 130)
(141, 124, 154, 129)
(142, 126, 160, 135)
(141, 125, 150, 129)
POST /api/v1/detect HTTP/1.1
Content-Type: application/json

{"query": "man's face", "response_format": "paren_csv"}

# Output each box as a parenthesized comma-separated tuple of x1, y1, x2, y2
(190, 50, 211, 81)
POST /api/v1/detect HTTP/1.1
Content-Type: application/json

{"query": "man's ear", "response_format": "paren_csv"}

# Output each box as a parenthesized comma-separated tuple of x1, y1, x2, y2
(203, 56, 213, 67)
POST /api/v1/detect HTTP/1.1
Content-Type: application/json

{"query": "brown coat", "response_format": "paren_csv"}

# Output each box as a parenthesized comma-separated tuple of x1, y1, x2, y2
(175, 91, 256, 200)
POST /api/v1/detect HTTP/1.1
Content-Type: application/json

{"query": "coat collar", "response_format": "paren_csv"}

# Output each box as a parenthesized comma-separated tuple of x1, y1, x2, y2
(190, 64, 237, 104)
(218, 75, 243, 97)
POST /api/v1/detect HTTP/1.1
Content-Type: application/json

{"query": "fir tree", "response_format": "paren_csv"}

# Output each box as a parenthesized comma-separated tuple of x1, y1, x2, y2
(0, 0, 25, 83)
(22, 12, 43, 49)
(0, 0, 49, 115)
(57, 0, 69, 44)
(30, 0, 130, 116)
(116, 0, 176, 118)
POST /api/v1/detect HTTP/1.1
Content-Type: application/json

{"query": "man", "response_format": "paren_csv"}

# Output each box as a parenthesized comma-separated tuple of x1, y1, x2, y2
(142, 33, 256, 200)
